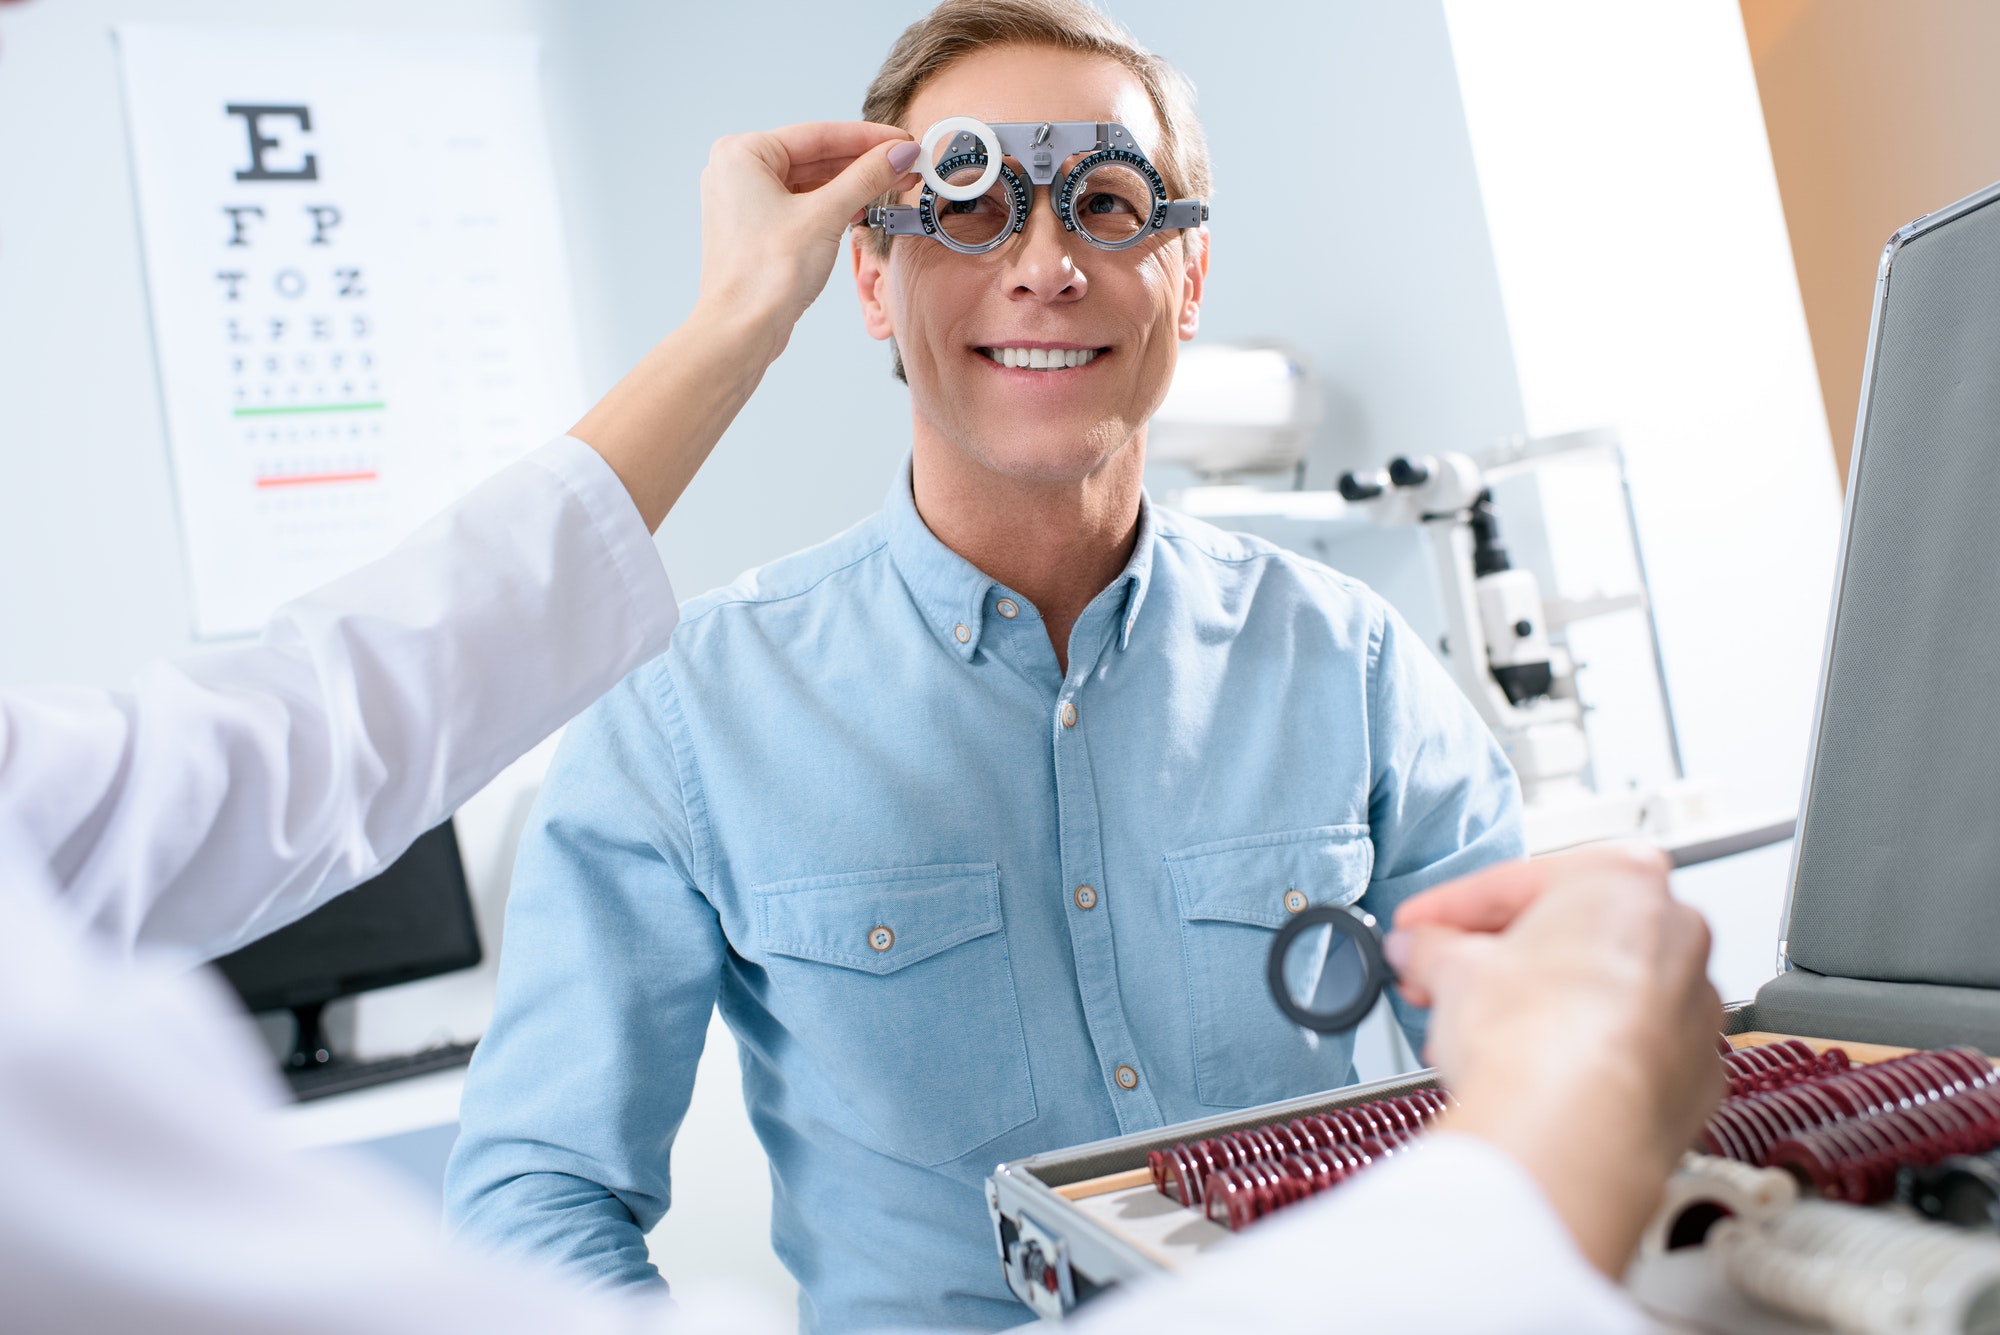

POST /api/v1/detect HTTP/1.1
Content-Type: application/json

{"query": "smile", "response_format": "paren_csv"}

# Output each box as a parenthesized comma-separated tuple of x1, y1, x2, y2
(978, 345, 1103, 371)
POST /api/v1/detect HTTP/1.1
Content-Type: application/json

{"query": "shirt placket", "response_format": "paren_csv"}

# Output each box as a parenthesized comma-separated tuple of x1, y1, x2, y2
(1049, 587, 1164, 1131)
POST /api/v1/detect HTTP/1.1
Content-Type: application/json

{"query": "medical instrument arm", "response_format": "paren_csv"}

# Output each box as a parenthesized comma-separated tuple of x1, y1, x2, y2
(0, 437, 678, 960)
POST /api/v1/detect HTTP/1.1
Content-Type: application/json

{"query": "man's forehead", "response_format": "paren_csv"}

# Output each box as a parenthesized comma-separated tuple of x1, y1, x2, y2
(902, 49, 1163, 158)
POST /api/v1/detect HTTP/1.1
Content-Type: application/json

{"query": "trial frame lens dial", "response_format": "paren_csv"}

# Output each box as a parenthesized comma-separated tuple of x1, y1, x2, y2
(917, 153, 1030, 255)
(1055, 149, 1169, 251)
(1267, 903, 1393, 1034)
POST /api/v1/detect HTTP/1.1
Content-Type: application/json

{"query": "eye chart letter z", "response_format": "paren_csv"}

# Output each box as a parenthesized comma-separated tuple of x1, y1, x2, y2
(116, 27, 584, 638)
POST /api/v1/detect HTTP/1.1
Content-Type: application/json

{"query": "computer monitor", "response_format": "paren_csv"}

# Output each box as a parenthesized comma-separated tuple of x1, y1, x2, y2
(215, 821, 481, 1070)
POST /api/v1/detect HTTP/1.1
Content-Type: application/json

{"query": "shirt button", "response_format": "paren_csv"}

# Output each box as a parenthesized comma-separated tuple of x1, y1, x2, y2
(868, 925, 894, 952)
(1060, 701, 1077, 728)
(953, 624, 970, 643)
(1115, 1064, 1139, 1090)
(1284, 889, 1308, 914)
(1074, 884, 1098, 911)
(996, 598, 1019, 619)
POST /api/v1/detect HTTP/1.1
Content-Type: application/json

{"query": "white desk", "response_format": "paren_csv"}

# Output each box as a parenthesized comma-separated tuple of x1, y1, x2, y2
(270, 1065, 468, 1152)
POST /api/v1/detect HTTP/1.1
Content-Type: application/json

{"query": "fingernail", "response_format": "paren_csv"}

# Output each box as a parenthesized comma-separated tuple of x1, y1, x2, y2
(1382, 929, 1410, 972)
(887, 141, 920, 172)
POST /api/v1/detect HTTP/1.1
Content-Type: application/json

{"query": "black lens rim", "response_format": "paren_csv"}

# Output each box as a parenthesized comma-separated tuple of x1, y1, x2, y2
(912, 146, 1174, 254)
(1267, 903, 1392, 1034)
(917, 153, 1030, 255)
(1055, 148, 1168, 251)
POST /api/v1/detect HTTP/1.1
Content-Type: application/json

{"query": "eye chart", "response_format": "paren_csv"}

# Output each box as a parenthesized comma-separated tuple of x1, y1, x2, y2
(116, 26, 584, 638)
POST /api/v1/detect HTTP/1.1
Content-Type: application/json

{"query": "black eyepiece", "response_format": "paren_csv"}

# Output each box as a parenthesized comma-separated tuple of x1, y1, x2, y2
(1387, 456, 1432, 488)
(1338, 470, 1387, 502)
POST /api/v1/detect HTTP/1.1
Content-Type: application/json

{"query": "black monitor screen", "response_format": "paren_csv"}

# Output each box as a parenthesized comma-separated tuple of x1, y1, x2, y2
(215, 822, 482, 1014)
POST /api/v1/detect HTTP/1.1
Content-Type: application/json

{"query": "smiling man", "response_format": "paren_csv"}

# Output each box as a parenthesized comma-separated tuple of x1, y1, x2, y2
(444, 2, 1522, 1330)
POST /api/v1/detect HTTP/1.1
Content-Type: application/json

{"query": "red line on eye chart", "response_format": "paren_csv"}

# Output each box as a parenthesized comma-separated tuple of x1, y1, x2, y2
(254, 470, 380, 489)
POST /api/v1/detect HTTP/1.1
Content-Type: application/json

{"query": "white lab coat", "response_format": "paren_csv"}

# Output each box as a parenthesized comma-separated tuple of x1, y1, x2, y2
(2, 437, 678, 960)
(0, 438, 1643, 1333)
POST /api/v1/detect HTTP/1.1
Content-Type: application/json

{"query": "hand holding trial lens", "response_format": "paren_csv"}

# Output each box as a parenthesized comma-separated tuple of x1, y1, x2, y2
(1267, 903, 1394, 1034)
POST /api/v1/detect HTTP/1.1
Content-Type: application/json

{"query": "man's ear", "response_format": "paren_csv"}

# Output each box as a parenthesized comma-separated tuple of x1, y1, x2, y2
(1177, 231, 1209, 341)
(852, 231, 896, 341)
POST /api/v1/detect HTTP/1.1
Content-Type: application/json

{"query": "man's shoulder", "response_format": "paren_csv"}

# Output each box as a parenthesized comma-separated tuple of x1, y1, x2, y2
(675, 512, 893, 633)
(599, 514, 893, 725)
(1150, 502, 1386, 627)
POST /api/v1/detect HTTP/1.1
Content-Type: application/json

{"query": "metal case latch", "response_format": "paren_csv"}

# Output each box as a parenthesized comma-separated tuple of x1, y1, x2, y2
(989, 1184, 1077, 1318)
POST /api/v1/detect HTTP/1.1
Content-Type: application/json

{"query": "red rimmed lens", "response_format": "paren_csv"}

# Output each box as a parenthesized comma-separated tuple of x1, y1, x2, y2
(1158, 1087, 1454, 1217)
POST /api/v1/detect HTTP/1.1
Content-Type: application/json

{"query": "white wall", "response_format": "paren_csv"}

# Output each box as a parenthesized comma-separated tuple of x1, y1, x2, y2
(1442, 0, 1846, 994)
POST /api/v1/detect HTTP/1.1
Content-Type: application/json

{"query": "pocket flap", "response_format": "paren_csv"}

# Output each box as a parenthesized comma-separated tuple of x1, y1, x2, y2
(754, 863, 1002, 975)
(1166, 825, 1374, 929)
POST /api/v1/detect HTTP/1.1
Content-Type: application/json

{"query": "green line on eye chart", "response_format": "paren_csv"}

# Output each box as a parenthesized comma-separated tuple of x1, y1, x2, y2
(231, 401, 387, 419)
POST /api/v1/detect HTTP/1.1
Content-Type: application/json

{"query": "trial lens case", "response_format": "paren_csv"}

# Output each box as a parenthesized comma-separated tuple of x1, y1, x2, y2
(985, 177, 2000, 1328)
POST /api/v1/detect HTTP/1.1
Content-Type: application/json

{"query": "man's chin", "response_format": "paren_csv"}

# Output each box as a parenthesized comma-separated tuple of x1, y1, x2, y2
(948, 427, 1140, 487)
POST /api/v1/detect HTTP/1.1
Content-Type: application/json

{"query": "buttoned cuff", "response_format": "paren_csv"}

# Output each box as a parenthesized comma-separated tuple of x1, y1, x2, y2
(528, 437, 679, 664)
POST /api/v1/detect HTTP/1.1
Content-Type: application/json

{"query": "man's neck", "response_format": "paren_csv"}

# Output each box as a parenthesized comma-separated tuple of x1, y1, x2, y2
(910, 434, 1144, 676)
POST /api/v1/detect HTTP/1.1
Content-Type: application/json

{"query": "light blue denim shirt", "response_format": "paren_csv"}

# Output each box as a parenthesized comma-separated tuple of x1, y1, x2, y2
(445, 466, 1523, 1333)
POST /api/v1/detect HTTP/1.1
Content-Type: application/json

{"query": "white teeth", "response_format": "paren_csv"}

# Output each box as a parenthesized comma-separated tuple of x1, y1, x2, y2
(983, 347, 1100, 371)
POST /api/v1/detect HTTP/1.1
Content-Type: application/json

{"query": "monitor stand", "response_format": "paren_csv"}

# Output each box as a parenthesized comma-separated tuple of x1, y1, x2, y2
(284, 1000, 339, 1070)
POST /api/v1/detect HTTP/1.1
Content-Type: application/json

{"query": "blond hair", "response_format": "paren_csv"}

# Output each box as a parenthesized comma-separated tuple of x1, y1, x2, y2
(860, 0, 1210, 257)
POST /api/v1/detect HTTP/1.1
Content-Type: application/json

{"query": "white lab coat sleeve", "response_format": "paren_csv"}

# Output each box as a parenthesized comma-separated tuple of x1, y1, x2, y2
(0, 833, 757, 1335)
(1068, 1133, 1647, 1335)
(0, 437, 678, 960)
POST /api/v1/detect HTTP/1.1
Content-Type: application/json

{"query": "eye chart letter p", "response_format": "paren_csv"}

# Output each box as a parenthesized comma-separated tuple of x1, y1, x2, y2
(117, 27, 583, 637)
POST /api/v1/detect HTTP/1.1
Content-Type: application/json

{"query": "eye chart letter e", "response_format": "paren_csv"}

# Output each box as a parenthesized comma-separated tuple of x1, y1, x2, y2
(116, 27, 584, 637)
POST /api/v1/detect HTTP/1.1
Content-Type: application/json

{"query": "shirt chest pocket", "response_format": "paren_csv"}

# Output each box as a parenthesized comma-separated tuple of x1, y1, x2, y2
(1165, 825, 1376, 1109)
(752, 863, 1036, 1166)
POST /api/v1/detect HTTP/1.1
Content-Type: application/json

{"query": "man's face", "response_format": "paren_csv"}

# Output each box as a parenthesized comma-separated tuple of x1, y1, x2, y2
(853, 45, 1207, 487)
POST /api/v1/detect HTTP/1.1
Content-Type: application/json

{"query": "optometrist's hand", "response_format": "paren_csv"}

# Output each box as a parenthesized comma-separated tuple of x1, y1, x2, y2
(1384, 848, 1725, 1278)
(697, 122, 919, 343)
(571, 122, 917, 531)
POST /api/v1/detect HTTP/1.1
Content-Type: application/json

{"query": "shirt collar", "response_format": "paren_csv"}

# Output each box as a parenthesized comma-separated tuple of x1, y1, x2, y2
(882, 458, 1158, 660)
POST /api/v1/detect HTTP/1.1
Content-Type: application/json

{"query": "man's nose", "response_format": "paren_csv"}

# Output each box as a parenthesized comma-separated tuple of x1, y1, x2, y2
(1001, 190, 1087, 303)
